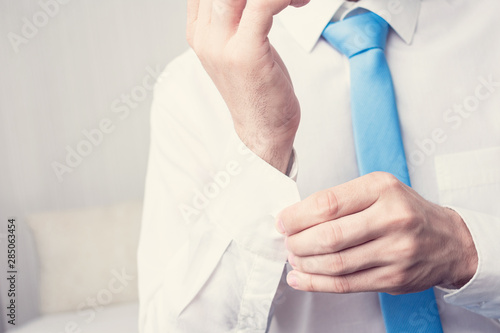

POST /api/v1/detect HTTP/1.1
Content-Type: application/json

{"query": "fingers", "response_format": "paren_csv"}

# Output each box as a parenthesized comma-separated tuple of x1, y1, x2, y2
(279, 173, 438, 294)
(186, 0, 201, 43)
(286, 265, 400, 293)
(238, 0, 305, 43)
(277, 173, 390, 236)
(187, 0, 213, 45)
(288, 239, 388, 276)
(286, 207, 381, 256)
(211, 0, 247, 42)
(198, 0, 214, 27)
(190, 0, 308, 45)
(187, 0, 201, 26)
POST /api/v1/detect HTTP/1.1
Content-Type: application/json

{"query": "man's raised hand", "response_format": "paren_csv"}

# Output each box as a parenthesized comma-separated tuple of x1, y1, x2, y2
(187, 0, 309, 173)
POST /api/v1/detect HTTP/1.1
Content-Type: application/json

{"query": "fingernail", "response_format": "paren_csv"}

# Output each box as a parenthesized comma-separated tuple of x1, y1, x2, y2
(287, 272, 298, 288)
(288, 253, 295, 267)
(276, 219, 286, 234)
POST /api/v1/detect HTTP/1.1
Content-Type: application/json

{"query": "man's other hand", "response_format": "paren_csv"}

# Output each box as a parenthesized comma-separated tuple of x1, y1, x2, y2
(276, 172, 479, 294)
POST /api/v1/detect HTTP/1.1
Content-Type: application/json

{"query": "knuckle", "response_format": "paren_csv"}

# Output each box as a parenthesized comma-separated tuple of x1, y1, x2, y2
(376, 172, 400, 191)
(323, 221, 344, 251)
(292, 257, 302, 270)
(395, 201, 421, 231)
(329, 252, 345, 275)
(391, 270, 410, 288)
(286, 236, 297, 253)
(385, 200, 420, 232)
(367, 171, 384, 182)
(377, 269, 406, 294)
(306, 274, 316, 292)
(315, 189, 339, 220)
(332, 276, 350, 293)
(398, 238, 419, 260)
(302, 257, 319, 272)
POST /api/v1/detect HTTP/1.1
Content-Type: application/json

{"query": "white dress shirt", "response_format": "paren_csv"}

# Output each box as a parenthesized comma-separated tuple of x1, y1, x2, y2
(138, 0, 500, 331)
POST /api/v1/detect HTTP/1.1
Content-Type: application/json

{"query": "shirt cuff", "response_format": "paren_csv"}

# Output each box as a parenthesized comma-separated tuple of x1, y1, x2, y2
(437, 206, 500, 319)
(205, 133, 302, 261)
(287, 148, 299, 181)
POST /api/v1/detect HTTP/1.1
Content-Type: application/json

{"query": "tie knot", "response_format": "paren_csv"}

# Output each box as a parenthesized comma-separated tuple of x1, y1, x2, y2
(322, 12, 389, 58)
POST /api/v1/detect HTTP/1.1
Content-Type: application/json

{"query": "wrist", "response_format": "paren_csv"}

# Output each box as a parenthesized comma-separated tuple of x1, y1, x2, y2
(236, 128, 296, 174)
(441, 208, 478, 289)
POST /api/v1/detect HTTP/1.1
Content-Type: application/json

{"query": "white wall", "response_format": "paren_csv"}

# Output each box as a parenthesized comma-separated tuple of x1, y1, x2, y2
(0, 0, 188, 328)
(0, 0, 188, 215)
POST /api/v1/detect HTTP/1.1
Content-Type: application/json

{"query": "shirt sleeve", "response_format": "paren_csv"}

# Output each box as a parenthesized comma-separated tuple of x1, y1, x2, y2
(437, 206, 500, 320)
(137, 54, 301, 333)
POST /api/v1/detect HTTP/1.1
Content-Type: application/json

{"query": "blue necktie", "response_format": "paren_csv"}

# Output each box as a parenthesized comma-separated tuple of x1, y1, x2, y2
(322, 12, 444, 333)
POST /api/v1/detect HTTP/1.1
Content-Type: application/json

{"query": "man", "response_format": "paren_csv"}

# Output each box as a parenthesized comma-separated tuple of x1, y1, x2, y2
(138, 0, 500, 331)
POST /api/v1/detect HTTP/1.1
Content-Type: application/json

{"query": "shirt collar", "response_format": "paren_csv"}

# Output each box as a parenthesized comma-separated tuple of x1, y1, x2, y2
(277, 0, 421, 52)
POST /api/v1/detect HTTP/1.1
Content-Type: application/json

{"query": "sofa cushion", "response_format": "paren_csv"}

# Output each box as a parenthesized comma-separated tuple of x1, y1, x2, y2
(26, 201, 142, 314)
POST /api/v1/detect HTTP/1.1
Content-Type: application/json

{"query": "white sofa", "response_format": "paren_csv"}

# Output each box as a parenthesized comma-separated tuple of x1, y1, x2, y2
(4, 202, 142, 333)
(11, 303, 138, 333)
